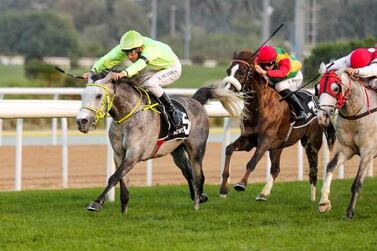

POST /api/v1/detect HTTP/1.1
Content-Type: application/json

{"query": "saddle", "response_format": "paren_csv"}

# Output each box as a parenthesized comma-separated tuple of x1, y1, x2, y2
(151, 95, 191, 141)
(289, 90, 318, 127)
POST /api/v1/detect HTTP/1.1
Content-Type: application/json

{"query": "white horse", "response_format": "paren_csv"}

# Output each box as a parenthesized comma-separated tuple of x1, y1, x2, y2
(316, 65, 377, 218)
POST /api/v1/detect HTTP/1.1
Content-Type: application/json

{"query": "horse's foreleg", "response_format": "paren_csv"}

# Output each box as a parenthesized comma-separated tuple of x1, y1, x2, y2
(256, 149, 283, 201)
(346, 153, 373, 219)
(235, 143, 269, 192)
(220, 136, 255, 196)
(319, 149, 353, 213)
(87, 156, 138, 212)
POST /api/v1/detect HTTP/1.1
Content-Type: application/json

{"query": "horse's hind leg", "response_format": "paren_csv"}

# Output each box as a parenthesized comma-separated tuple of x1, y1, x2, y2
(186, 144, 207, 210)
(171, 145, 196, 201)
(220, 135, 255, 196)
(256, 148, 283, 201)
(346, 152, 373, 219)
(302, 135, 321, 201)
(120, 176, 130, 214)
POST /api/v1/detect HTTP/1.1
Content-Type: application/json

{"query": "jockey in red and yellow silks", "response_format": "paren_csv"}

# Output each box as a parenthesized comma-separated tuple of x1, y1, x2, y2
(263, 47, 302, 81)
(255, 45, 306, 120)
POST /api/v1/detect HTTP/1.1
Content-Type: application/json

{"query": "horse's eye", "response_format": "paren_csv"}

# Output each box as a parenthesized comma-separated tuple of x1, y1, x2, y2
(226, 69, 230, 75)
(331, 83, 340, 94)
(96, 94, 102, 99)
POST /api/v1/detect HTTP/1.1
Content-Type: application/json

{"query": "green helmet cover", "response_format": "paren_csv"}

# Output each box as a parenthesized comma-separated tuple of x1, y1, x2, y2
(120, 30, 144, 50)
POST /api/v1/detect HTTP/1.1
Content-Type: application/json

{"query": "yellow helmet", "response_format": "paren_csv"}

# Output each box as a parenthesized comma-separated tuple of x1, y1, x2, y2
(120, 30, 144, 50)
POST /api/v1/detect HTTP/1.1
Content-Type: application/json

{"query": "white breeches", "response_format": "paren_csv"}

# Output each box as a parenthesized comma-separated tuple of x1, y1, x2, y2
(274, 71, 303, 92)
(142, 59, 182, 98)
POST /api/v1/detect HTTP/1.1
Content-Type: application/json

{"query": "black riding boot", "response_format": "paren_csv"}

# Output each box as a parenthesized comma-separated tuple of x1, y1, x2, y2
(159, 92, 183, 128)
(279, 90, 307, 120)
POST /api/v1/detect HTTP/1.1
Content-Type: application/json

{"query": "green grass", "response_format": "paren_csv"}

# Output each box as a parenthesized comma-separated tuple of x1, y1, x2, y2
(1, 178, 377, 250)
(173, 64, 226, 88)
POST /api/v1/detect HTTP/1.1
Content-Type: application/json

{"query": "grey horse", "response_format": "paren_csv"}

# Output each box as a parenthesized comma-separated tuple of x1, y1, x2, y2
(76, 71, 214, 213)
(317, 66, 377, 218)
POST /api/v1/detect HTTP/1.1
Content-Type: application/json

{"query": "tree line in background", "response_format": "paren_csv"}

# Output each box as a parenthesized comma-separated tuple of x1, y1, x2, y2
(0, 0, 376, 82)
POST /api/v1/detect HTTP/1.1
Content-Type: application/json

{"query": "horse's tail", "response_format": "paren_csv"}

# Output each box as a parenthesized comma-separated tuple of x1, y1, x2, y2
(192, 85, 243, 120)
(323, 121, 336, 151)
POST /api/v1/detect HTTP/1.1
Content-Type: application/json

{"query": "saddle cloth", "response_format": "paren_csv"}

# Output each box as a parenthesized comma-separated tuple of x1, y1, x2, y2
(154, 96, 191, 141)
(290, 90, 318, 127)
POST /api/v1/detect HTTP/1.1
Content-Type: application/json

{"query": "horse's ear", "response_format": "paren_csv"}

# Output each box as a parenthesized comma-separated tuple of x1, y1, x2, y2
(319, 62, 327, 74)
(232, 51, 238, 59)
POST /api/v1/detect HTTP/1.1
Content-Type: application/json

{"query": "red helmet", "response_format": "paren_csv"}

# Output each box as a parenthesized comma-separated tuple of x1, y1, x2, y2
(350, 48, 372, 68)
(257, 45, 277, 63)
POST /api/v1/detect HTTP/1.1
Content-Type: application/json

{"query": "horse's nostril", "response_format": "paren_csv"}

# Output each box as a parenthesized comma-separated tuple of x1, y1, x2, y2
(77, 118, 88, 125)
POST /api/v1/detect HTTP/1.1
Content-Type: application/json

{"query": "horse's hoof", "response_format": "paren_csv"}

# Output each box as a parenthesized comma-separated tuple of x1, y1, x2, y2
(319, 202, 331, 213)
(200, 193, 208, 203)
(345, 210, 354, 219)
(87, 201, 102, 211)
(256, 194, 268, 201)
(219, 186, 229, 196)
(220, 193, 227, 198)
(234, 183, 246, 192)
(194, 201, 200, 211)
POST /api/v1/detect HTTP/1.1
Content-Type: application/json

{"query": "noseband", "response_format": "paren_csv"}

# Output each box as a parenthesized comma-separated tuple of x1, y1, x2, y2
(223, 59, 253, 92)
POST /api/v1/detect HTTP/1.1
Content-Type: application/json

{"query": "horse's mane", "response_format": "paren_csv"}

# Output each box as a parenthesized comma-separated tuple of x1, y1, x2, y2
(233, 49, 267, 125)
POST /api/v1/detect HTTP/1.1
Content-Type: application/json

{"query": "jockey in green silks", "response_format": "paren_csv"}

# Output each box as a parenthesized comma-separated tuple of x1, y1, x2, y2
(82, 30, 183, 129)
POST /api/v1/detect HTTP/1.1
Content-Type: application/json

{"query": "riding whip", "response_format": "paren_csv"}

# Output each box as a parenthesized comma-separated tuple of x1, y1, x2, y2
(54, 66, 84, 79)
(279, 62, 335, 102)
(252, 23, 285, 58)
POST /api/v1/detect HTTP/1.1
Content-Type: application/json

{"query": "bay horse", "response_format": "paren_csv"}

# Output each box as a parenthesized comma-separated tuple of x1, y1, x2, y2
(201, 50, 336, 202)
(316, 66, 377, 218)
(76, 71, 211, 213)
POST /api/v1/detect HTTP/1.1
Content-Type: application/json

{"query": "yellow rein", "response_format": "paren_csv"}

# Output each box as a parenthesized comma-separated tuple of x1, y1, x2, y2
(81, 83, 160, 124)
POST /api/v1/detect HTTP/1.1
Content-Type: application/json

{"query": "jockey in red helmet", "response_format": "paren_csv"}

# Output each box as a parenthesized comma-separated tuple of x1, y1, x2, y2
(82, 30, 183, 129)
(255, 45, 306, 120)
(326, 48, 377, 90)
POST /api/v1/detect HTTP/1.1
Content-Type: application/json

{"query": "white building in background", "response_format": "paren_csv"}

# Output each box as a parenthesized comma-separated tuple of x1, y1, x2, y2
(77, 57, 97, 68)
(0, 56, 25, 65)
(43, 57, 71, 68)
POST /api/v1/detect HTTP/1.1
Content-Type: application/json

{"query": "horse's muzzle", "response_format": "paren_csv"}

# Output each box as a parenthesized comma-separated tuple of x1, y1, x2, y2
(76, 118, 90, 133)
(316, 110, 330, 127)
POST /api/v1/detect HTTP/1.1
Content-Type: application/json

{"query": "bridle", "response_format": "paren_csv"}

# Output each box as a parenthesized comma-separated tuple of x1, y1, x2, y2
(81, 83, 160, 125)
(317, 71, 369, 119)
(317, 71, 351, 114)
(223, 59, 254, 93)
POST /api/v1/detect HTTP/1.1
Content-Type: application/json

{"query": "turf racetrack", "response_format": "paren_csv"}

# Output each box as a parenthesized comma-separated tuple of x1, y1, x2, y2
(1, 179, 377, 250)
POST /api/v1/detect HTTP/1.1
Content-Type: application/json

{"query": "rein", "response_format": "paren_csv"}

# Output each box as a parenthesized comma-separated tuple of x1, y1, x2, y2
(338, 80, 377, 120)
(81, 83, 160, 124)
